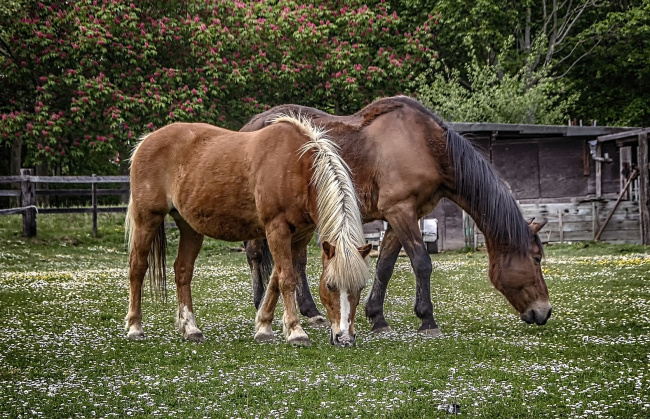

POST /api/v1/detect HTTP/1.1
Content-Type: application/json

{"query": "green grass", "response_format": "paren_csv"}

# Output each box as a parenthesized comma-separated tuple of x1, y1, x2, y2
(0, 213, 649, 418)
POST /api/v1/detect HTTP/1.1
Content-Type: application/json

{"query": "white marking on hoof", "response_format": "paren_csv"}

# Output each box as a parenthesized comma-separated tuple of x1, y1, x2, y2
(418, 327, 443, 338)
(254, 324, 274, 342)
(125, 316, 144, 339)
(287, 329, 311, 346)
(176, 305, 204, 341)
(307, 315, 329, 327)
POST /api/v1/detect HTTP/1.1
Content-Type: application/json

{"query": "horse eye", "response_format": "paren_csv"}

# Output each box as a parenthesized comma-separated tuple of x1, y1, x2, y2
(326, 283, 335, 291)
(533, 257, 542, 264)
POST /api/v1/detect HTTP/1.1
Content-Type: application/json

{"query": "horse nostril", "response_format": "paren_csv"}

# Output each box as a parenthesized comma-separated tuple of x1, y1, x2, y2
(547, 307, 553, 321)
(335, 332, 342, 341)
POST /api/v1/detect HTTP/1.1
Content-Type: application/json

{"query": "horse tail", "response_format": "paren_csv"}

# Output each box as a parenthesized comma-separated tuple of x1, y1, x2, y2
(124, 195, 168, 301)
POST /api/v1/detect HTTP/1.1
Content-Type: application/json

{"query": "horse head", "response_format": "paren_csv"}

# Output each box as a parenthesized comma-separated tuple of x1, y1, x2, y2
(488, 219, 552, 325)
(319, 241, 372, 346)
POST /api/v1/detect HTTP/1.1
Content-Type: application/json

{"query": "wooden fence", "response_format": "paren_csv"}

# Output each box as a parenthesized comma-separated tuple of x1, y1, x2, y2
(521, 200, 641, 244)
(0, 169, 129, 237)
(468, 199, 641, 246)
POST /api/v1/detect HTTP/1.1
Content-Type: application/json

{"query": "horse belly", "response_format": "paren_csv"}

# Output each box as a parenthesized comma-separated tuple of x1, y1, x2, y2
(173, 174, 265, 241)
(181, 203, 265, 241)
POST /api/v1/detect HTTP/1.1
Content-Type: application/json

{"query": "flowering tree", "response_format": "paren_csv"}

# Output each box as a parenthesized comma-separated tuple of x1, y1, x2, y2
(0, 0, 436, 175)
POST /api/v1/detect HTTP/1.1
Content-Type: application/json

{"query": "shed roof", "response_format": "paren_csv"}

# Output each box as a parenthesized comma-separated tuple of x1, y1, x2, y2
(449, 122, 638, 140)
(597, 127, 650, 143)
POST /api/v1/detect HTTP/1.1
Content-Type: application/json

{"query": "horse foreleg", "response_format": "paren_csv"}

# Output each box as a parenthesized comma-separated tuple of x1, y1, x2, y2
(365, 226, 402, 333)
(293, 246, 328, 327)
(247, 239, 325, 326)
(257, 223, 310, 345)
(253, 265, 279, 342)
(171, 214, 205, 342)
(385, 208, 441, 337)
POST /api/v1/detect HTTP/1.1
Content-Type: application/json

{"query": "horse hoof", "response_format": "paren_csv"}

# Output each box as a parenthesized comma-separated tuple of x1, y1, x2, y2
(371, 325, 393, 334)
(254, 331, 274, 343)
(418, 327, 443, 338)
(288, 335, 312, 346)
(307, 315, 329, 327)
(126, 331, 145, 340)
(185, 332, 206, 342)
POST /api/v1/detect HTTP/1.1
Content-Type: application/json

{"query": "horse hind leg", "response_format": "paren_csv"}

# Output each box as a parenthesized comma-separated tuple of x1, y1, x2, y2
(125, 212, 166, 340)
(170, 212, 205, 342)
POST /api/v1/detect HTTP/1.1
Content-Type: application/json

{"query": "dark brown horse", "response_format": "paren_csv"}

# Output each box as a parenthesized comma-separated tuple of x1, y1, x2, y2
(125, 116, 371, 346)
(242, 96, 551, 336)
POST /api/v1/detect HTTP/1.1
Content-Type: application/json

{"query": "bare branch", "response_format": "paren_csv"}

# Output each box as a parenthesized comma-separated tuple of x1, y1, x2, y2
(555, 0, 596, 46)
(0, 36, 14, 60)
(552, 38, 602, 80)
(555, 39, 587, 65)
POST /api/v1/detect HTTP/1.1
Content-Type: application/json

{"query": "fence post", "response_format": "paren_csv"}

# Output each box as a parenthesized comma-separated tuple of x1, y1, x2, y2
(92, 174, 98, 238)
(20, 168, 36, 237)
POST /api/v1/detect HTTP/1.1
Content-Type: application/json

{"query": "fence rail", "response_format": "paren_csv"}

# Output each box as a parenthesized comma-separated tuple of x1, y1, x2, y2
(0, 169, 130, 237)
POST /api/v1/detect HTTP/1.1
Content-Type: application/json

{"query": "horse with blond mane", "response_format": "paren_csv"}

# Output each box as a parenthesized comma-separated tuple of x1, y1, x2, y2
(125, 115, 371, 346)
(243, 96, 552, 336)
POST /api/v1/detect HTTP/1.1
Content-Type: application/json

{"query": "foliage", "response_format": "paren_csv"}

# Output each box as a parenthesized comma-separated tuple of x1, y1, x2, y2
(399, 0, 650, 126)
(0, 0, 436, 174)
(0, 213, 649, 417)
(565, 0, 650, 126)
(416, 46, 576, 124)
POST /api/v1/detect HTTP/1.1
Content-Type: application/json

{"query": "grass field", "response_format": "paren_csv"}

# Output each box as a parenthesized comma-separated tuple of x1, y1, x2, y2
(0, 213, 649, 418)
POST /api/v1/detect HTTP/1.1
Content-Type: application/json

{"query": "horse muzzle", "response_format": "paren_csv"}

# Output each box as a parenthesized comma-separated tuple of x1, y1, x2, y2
(521, 306, 552, 325)
(330, 330, 356, 347)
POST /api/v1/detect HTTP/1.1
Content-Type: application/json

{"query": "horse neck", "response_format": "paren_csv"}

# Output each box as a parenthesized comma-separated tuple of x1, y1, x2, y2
(443, 128, 530, 256)
(446, 185, 528, 258)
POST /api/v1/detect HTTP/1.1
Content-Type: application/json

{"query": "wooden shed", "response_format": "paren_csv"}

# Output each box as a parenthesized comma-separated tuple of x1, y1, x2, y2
(425, 123, 650, 250)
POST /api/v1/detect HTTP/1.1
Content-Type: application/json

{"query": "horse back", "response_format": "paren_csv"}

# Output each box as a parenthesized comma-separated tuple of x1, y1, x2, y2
(241, 98, 452, 219)
(130, 122, 317, 241)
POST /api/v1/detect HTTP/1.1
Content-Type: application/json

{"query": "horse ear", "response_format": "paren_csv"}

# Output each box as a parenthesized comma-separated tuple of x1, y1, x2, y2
(358, 243, 372, 258)
(526, 217, 535, 225)
(529, 219, 548, 234)
(322, 241, 336, 259)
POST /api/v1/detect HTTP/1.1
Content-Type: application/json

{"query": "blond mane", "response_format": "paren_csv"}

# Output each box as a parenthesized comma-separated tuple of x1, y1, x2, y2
(272, 114, 369, 291)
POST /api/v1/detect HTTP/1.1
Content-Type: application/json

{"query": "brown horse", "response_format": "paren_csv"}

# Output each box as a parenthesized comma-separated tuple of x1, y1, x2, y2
(125, 116, 372, 346)
(243, 96, 552, 336)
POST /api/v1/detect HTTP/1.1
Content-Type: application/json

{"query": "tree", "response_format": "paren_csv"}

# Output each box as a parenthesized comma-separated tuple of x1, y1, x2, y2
(562, 0, 650, 126)
(0, 0, 437, 175)
(416, 45, 576, 124)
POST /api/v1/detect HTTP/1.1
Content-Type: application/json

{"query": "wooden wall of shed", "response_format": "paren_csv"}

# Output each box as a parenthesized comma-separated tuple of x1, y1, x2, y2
(471, 200, 641, 245)
(492, 142, 540, 199)
(601, 141, 621, 195)
(430, 198, 464, 251)
(538, 139, 589, 198)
